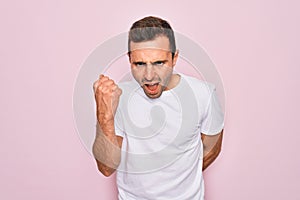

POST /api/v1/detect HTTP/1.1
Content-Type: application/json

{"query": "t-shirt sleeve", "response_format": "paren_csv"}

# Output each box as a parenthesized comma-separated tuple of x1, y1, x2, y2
(200, 86, 224, 135)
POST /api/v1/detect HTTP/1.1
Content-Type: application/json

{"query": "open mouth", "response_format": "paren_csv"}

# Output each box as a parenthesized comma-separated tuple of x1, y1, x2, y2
(144, 83, 159, 93)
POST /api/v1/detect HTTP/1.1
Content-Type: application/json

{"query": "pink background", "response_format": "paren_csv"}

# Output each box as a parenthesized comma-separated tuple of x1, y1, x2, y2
(1, 0, 299, 199)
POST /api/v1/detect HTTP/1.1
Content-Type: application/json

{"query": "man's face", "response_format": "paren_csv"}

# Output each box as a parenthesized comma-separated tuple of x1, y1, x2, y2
(129, 36, 178, 99)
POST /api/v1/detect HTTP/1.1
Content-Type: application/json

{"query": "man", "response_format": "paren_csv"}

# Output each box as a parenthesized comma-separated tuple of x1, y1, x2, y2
(93, 16, 224, 200)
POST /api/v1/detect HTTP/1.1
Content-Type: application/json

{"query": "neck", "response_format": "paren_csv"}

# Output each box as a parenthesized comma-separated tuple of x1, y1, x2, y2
(165, 74, 181, 91)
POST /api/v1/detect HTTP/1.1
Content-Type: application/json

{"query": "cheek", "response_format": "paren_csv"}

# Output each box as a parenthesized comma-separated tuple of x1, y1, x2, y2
(131, 68, 143, 82)
(158, 66, 173, 78)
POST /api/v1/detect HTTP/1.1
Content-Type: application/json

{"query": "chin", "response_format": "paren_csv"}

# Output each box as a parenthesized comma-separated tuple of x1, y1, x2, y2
(143, 88, 163, 99)
(145, 92, 163, 99)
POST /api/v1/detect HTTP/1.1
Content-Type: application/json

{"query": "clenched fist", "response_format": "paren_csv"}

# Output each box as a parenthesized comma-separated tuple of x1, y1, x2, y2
(93, 75, 122, 134)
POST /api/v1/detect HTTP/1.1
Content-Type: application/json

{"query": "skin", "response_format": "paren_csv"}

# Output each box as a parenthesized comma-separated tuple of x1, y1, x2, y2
(129, 36, 179, 98)
(93, 35, 223, 177)
(92, 75, 123, 176)
(202, 130, 223, 171)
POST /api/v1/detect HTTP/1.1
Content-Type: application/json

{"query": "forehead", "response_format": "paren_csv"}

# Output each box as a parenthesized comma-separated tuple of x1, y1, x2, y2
(129, 36, 170, 52)
(129, 36, 171, 60)
(129, 49, 171, 61)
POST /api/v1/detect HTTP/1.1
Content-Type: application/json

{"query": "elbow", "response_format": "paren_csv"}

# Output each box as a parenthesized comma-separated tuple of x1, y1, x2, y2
(95, 160, 117, 177)
(99, 168, 114, 177)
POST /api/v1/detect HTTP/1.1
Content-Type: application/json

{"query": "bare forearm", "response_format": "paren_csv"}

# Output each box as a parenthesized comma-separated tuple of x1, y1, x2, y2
(93, 75, 123, 176)
(201, 131, 223, 171)
(202, 147, 221, 171)
(92, 124, 121, 176)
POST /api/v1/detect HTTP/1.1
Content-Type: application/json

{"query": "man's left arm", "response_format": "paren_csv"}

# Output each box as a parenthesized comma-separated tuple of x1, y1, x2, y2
(201, 129, 223, 171)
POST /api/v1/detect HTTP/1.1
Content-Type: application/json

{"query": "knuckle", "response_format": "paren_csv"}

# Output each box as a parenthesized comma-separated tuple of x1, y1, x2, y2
(103, 76, 109, 81)
(96, 86, 104, 94)
(108, 80, 114, 85)
(93, 81, 99, 89)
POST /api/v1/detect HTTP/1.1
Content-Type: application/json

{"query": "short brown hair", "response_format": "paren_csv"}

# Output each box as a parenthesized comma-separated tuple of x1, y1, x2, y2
(128, 16, 176, 58)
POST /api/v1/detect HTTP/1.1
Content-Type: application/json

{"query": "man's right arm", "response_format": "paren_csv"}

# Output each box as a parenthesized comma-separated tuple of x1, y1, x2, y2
(92, 75, 123, 177)
(93, 128, 123, 176)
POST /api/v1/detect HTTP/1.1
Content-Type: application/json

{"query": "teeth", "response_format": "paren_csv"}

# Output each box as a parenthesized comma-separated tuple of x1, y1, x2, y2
(146, 83, 157, 86)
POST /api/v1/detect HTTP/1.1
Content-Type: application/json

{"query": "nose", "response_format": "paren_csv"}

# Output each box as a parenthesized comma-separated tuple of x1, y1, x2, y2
(144, 64, 155, 81)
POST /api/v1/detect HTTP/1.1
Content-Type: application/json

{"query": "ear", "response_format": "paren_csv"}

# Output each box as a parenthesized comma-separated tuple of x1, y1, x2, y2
(172, 50, 179, 67)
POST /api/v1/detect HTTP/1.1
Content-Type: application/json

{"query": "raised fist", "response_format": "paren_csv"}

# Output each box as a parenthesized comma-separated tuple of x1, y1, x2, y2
(93, 75, 122, 132)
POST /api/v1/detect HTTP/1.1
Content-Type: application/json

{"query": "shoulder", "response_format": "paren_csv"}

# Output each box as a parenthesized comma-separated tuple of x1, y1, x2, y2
(180, 74, 215, 97)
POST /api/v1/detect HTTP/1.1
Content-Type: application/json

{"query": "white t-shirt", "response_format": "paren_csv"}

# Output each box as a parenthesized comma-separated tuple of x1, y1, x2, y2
(114, 74, 224, 200)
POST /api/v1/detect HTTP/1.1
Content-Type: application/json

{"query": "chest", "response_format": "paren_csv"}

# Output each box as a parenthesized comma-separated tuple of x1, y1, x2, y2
(120, 92, 204, 154)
